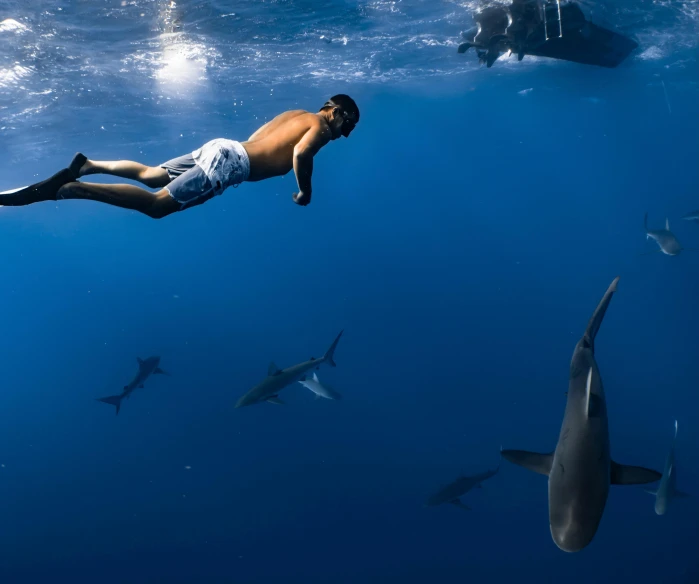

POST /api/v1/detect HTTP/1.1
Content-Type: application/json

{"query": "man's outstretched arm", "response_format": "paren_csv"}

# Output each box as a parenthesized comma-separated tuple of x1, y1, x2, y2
(292, 123, 330, 206)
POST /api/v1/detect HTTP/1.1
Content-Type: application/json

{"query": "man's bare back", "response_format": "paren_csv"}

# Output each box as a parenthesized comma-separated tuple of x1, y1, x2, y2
(243, 110, 326, 181)
(0, 94, 359, 217)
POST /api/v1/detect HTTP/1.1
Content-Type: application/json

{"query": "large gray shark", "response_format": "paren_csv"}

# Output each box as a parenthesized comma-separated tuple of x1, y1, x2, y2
(647, 420, 691, 515)
(681, 210, 699, 223)
(644, 213, 683, 255)
(96, 356, 169, 415)
(235, 331, 343, 408)
(298, 372, 343, 401)
(501, 277, 662, 552)
(426, 464, 500, 511)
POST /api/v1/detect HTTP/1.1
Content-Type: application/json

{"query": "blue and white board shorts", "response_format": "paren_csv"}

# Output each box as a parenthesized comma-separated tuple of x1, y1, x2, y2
(159, 139, 250, 209)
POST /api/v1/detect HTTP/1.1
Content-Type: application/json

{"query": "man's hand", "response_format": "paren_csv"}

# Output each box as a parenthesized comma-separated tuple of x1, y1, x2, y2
(293, 191, 311, 206)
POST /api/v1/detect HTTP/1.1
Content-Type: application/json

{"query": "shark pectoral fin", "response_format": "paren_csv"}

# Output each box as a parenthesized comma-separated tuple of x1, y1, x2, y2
(268, 362, 282, 376)
(501, 450, 553, 476)
(154, 367, 170, 375)
(450, 499, 471, 511)
(610, 461, 662, 485)
(457, 42, 472, 54)
(675, 490, 692, 498)
(265, 396, 285, 405)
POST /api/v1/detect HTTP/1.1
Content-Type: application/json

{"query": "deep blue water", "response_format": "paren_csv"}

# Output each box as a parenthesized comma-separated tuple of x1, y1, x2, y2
(1, 1, 698, 583)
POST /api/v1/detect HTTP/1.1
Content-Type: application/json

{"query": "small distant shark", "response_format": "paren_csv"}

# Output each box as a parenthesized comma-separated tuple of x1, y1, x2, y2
(235, 331, 343, 408)
(96, 356, 169, 415)
(681, 210, 699, 223)
(426, 464, 500, 511)
(647, 420, 691, 515)
(502, 277, 661, 552)
(644, 213, 683, 256)
(298, 372, 343, 401)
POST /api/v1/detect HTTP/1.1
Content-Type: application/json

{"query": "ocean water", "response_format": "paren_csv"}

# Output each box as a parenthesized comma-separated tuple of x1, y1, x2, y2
(0, 1, 698, 583)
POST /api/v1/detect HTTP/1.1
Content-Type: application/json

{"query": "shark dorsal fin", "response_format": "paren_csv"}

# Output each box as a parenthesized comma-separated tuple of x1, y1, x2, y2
(268, 362, 281, 376)
(665, 218, 670, 230)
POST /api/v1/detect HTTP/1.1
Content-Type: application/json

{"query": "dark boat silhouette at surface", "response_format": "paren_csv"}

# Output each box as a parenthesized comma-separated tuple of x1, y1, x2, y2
(458, 0, 638, 68)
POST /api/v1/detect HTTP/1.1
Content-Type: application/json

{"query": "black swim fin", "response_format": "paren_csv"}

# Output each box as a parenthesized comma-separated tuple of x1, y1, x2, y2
(0, 168, 74, 206)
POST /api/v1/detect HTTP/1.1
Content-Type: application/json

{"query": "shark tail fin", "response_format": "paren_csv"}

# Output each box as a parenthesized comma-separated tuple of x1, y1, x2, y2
(323, 330, 343, 367)
(96, 395, 122, 415)
(583, 277, 620, 348)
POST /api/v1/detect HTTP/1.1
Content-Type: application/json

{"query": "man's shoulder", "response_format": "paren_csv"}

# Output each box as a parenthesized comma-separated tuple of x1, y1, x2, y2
(283, 111, 329, 137)
(276, 109, 314, 121)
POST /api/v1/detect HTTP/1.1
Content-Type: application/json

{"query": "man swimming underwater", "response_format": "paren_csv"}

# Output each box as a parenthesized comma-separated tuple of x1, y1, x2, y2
(0, 94, 359, 217)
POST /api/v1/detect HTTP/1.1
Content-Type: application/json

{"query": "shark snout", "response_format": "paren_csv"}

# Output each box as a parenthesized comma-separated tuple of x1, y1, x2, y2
(654, 499, 667, 516)
(235, 395, 251, 408)
(550, 522, 596, 553)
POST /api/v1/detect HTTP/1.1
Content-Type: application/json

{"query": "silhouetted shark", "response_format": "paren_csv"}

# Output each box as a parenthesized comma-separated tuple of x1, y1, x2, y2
(298, 372, 343, 401)
(236, 331, 343, 408)
(502, 278, 661, 552)
(644, 213, 683, 256)
(647, 420, 691, 515)
(96, 356, 169, 415)
(426, 464, 500, 511)
(681, 210, 699, 223)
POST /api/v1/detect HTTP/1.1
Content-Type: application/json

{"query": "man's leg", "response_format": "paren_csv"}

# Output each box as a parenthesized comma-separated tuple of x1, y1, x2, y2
(55, 182, 180, 219)
(74, 155, 170, 188)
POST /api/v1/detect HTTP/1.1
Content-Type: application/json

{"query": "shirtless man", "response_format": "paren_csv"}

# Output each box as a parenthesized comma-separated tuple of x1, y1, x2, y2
(0, 94, 359, 218)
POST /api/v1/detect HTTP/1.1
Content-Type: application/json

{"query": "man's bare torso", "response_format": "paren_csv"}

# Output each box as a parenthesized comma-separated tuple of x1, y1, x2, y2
(241, 110, 330, 182)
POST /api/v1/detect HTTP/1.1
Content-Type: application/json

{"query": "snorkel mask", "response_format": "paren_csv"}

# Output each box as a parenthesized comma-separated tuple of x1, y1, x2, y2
(324, 99, 357, 137)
